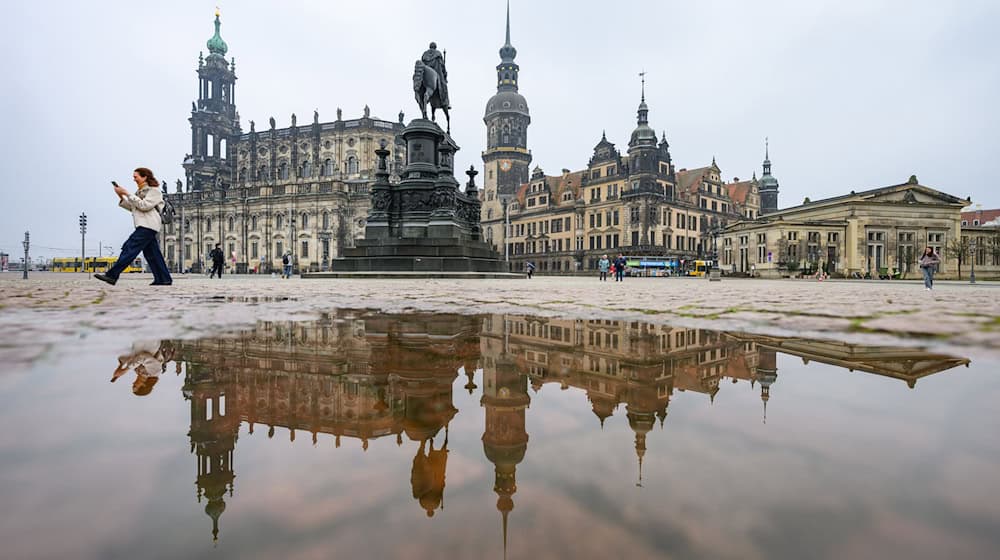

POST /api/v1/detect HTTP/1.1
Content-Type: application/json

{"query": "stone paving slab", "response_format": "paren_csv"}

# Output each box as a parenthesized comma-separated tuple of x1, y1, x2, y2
(1, 273, 999, 366)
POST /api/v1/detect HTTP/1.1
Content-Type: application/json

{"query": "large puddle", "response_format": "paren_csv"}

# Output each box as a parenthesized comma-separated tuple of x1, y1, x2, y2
(1, 311, 998, 560)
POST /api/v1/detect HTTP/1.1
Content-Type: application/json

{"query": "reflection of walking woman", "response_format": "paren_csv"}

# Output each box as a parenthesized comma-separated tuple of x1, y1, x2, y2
(918, 246, 940, 291)
(95, 168, 172, 286)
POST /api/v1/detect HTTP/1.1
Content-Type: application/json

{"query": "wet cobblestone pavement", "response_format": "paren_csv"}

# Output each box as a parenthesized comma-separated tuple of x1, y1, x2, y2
(2, 273, 999, 365)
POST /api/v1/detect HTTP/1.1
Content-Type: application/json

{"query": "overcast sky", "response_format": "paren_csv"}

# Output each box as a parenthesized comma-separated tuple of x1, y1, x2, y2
(2, 0, 997, 261)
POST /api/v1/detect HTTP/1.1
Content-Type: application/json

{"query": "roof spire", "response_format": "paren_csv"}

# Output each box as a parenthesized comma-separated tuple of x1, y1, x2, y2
(765, 137, 770, 162)
(639, 70, 646, 103)
(505, 0, 511, 47)
(498, 1, 517, 63)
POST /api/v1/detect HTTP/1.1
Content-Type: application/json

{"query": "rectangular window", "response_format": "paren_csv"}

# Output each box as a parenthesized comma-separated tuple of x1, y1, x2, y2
(251, 242, 258, 259)
(596, 213, 603, 228)
(632, 231, 640, 246)
(589, 214, 595, 228)
(276, 241, 283, 256)
(301, 241, 309, 258)
(564, 217, 571, 231)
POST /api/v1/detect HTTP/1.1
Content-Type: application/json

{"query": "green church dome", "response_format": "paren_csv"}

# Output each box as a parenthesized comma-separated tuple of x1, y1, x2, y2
(206, 11, 228, 57)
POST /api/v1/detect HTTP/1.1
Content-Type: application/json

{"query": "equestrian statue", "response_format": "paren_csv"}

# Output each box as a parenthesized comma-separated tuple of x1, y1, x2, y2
(413, 42, 451, 133)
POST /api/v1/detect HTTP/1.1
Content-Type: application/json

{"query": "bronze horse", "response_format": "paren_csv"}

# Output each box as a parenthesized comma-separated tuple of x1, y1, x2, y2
(413, 60, 451, 132)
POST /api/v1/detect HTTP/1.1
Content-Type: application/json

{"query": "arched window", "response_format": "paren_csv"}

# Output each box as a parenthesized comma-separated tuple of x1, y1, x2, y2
(302, 160, 312, 177)
(279, 162, 289, 180)
(487, 208, 494, 219)
(251, 215, 258, 230)
(322, 212, 330, 229)
(228, 217, 234, 231)
(239, 167, 247, 183)
(323, 158, 334, 176)
(258, 165, 267, 180)
(184, 219, 191, 233)
(347, 156, 358, 174)
(206, 218, 212, 231)
(301, 213, 308, 228)
(276, 215, 284, 229)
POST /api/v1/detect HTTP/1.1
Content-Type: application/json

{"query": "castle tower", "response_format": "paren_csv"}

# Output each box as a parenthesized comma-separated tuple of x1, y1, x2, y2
(758, 139, 780, 214)
(184, 9, 241, 192)
(481, 2, 532, 252)
(623, 73, 666, 245)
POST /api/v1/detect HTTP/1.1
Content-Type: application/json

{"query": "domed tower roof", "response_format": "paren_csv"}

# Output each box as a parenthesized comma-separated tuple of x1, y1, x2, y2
(629, 74, 657, 148)
(484, 1, 529, 120)
(206, 9, 228, 58)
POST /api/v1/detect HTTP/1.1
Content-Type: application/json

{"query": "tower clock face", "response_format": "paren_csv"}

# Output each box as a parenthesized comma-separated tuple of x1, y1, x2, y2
(500, 160, 512, 172)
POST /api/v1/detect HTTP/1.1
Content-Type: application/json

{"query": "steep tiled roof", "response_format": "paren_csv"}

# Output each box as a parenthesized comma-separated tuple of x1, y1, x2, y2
(961, 209, 1000, 224)
(514, 170, 586, 206)
(725, 180, 754, 205)
(676, 166, 711, 194)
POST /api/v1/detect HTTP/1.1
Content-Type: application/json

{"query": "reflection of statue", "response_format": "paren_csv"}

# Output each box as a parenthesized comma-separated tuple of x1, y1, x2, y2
(411, 434, 449, 517)
(413, 41, 451, 132)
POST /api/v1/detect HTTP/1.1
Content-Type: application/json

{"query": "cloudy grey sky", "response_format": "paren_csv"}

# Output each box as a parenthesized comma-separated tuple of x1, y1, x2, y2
(2, 0, 997, 261)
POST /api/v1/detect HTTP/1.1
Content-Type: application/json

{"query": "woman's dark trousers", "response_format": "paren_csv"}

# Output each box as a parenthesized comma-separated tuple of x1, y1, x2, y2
(107, 227, 172, 284)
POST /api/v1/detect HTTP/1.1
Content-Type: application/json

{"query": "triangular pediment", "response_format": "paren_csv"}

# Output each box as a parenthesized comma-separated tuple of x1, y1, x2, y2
(862, 184, 967, 206)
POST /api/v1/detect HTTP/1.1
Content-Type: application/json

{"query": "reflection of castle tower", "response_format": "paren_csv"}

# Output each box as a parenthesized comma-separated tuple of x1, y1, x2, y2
(481, 334, 530, 557)
(184, 365, 240, 541)
(756, 347, 778, 423)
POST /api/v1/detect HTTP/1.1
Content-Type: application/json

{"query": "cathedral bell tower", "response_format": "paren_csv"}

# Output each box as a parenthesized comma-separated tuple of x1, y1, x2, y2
(481, 2, 532, 252)
(184, 9, 241, 192)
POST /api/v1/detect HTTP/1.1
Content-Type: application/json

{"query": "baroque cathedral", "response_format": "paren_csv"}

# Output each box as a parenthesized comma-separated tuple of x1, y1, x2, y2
(163, 11, 406, 273)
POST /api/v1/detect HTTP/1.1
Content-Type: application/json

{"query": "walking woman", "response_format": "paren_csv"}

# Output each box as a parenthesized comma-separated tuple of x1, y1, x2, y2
(598, 254, 610, 281)
(95, 167, 172, 286)
(918, 246, 940, 291)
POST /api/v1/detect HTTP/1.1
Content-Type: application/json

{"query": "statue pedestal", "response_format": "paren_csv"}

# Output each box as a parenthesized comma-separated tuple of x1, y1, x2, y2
(311, 119, 513, 277)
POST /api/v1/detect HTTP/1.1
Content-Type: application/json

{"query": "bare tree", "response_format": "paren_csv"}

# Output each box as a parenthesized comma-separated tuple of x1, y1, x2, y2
(945, 236, 971, 278)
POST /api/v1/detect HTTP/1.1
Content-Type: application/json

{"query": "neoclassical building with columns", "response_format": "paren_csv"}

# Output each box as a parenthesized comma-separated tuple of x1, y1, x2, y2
(162, 12, 405, 273)
(719, 176, 969, 278)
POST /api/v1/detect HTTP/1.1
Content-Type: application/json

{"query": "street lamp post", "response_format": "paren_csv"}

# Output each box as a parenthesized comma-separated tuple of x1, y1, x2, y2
(970, 240, 977, 284)
(22, 231, 29, 280)
(79, 213, 87, 275)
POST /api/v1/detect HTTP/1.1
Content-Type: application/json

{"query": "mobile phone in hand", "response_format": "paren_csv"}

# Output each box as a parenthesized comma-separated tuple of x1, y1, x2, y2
(111, 180, 120, 187)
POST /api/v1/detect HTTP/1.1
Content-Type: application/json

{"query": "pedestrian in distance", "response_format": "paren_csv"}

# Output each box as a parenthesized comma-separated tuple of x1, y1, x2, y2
(95, 168, 172, 286)
(614, 254, 626, 282)
(209, 244, 225, 279)
(598, 254, 610, 281)
(282, 252, 293, 278)
(918, 246, 940, 290)
(525, 261, 536, 279)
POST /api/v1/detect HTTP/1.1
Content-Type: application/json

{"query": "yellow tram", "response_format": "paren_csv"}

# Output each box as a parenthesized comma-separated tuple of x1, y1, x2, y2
(51, 257, 144, 273)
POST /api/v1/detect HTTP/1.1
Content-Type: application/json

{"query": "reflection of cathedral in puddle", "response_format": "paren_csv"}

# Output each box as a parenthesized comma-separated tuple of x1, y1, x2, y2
(180, 312, 480, 539)
(175, 311, 969, 544)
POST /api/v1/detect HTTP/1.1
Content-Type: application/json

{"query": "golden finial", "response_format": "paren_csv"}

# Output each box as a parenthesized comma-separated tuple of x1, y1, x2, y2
(215, 6, 220, 17)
